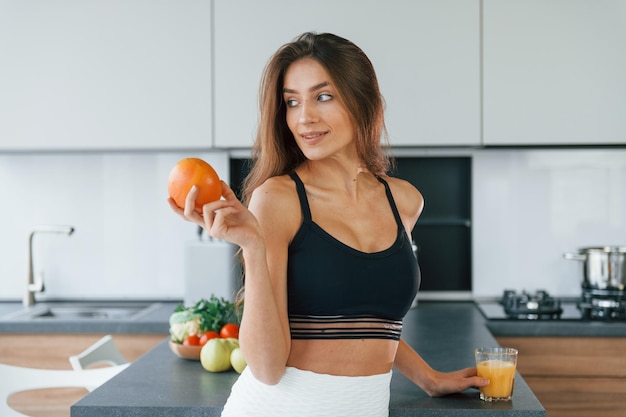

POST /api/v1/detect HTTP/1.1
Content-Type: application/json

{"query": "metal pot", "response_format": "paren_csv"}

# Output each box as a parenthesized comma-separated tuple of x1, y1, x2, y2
(563, 246, 626, 290)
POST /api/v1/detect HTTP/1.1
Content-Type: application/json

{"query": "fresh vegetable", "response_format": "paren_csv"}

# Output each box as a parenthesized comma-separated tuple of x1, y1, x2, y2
(219, 323, 240, 339)
(200, 331, 220, 346)
(169, 296, 241, 344)
(169, 311, 202, 344)
(183, 334, 201, 346)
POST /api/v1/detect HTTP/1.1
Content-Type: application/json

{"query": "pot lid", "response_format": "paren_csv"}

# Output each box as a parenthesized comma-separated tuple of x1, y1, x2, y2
(577, 246, 626, 253)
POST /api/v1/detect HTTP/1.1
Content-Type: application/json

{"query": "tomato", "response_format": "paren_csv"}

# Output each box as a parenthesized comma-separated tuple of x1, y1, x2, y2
(200, 331, 220, 346)
(220, 323, 240, 339)
(168, 158, 221, 213)
(183, 334, 201, 346)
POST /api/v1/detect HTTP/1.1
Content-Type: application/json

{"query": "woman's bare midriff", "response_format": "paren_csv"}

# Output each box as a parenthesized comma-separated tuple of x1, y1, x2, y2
(287, 339, 399, 376)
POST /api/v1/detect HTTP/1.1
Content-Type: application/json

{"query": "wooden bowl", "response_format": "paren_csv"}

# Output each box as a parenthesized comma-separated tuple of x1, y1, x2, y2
(169, 340, 201, 360)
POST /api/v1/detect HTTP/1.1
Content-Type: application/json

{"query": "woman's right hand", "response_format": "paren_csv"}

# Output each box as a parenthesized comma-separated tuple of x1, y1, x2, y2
(168, 181, 264, 250)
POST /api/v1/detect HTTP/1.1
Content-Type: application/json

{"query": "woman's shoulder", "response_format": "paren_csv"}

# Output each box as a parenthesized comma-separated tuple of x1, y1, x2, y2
(381, 176, 424, 222)
(248, 174, 302, 243)
(252, 174, 298, 201)
(249, 174, 301, 219)
(382, 176, 422, 199)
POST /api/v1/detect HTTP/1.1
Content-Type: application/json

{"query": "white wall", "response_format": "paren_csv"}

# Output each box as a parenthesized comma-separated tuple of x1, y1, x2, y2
(473, 149, 626, 297)
(0, 151, 229, 301)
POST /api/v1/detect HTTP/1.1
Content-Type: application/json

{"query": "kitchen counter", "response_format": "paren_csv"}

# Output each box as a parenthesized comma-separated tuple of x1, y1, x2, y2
(4, 299, 625, 338)
(475, 300, 626, 337)
(485, 319, 626, 337)
(0, 300, 179, 334)
(71, 302, 546, 417)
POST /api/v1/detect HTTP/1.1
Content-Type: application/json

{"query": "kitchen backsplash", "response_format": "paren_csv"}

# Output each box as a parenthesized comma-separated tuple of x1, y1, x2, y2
(0, 151, 230, 301)
(0, 148, 624, 301)
(473, 148, 626, 297)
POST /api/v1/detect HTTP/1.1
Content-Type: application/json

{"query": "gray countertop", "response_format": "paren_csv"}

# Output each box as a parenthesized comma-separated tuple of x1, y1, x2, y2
(71, 302, 546, 417)
(3, 299, 624, 337)
(4, 299, 624, 415)
(475, 299, 626, 337)
(0, 300, 179, 334)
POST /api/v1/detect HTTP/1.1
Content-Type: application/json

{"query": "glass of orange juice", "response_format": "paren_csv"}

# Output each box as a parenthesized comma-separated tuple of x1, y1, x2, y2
(475, 347, 518, 401)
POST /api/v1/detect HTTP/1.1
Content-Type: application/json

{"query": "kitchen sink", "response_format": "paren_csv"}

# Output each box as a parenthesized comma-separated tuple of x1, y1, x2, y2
(1, 301, 163, 321)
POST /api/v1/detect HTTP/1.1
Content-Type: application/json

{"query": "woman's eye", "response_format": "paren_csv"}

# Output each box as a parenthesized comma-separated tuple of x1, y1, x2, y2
(318, 93, 332, 102)
(285, 98, 299, 107)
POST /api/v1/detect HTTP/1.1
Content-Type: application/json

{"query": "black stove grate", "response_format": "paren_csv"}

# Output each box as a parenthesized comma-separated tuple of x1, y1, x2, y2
(499, 290, 563, 320)
(578, 288, 626, 320)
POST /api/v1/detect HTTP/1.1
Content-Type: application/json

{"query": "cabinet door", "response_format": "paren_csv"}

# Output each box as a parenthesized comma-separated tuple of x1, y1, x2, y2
(0, 0, 211, 151)
(213, 0, 480, 148)
(483, 0, 626, 145)
(496, 336, 626, 417)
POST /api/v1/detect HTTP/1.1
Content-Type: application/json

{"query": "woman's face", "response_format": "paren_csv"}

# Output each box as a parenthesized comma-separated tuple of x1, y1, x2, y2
(282, 58, 355, 162)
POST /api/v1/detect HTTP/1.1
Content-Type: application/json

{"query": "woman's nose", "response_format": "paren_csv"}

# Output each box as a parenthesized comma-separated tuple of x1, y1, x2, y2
(298, 102, 318, 124)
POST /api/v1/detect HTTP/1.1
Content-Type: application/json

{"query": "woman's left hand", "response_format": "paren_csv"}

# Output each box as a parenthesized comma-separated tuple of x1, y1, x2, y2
(422, 367, 489, 397)
(394, 339, 489, 397)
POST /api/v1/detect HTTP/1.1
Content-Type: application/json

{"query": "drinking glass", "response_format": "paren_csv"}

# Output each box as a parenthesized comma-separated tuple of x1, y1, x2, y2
(475, 347, 518, 401)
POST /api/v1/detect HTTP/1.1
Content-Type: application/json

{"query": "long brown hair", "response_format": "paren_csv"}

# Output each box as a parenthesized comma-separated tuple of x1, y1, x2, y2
(241, 32, 391, 205)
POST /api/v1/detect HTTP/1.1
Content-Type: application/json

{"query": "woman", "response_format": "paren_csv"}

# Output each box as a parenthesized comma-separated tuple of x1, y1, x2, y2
(170, 32, 487, 417)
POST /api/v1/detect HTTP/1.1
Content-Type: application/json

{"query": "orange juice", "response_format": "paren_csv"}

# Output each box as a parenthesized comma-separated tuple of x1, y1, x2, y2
(477, 359, 516, 400)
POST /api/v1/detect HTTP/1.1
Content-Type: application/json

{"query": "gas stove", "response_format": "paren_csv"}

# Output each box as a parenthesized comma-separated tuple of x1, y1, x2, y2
(499, 290, 563, 319)
(579, 288, 626, 320)
(476, 289, 626, 321)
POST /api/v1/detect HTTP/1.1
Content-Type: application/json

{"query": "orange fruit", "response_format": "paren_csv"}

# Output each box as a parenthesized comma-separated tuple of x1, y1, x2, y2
(168, 158, 221, 213)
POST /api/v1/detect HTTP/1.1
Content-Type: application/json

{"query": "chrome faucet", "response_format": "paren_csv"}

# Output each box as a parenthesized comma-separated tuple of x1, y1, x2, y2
(25, 225, 75, 307)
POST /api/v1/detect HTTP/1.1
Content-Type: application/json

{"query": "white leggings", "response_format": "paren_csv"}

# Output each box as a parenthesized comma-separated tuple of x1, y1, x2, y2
(221, 366, 392, 417)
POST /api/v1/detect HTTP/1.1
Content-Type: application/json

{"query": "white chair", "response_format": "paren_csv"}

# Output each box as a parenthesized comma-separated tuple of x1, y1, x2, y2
(69, 335, 128, 372)
(1, 335, 130, 416)
(0, 363, 129, 417)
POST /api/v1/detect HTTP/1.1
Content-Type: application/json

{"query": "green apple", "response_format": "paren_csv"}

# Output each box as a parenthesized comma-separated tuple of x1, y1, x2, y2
(230, 347, 247, 374)
(200, 338, 232, 372)
(222, 337, 239, 351)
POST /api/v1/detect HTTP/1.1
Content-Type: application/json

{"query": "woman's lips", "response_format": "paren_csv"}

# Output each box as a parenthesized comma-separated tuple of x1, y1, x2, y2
(299, 131, 328, 144)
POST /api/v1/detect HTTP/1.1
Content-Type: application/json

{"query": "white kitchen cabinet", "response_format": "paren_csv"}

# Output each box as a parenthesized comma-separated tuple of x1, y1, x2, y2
(213, 0, 480, 148)
(0, 0, 212, 151)
(483, 0, 626, 145)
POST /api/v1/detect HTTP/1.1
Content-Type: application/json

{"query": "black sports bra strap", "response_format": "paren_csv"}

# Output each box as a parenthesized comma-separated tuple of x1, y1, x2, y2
(376, 176, 404, 230)
(289, 172, 312, 222)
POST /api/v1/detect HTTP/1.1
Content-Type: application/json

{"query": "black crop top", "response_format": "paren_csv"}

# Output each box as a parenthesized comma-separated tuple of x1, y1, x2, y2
(287, 172, 420, 341)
